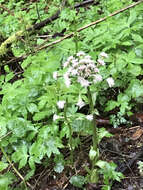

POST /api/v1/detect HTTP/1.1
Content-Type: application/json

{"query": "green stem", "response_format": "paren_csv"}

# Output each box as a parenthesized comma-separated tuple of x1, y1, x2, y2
(64, 100, 73, 164)
(0, 145, 30, 189)
(36, 2, 41, 22)
(73, 13, 78, 53)
(87, 87, 99, 166)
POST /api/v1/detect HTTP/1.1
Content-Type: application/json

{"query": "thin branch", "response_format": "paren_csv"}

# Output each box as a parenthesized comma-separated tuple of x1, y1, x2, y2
(75, 0, 95, 8)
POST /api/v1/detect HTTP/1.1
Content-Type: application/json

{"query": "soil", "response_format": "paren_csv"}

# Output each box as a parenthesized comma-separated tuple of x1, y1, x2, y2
(28, 124, 143, 190)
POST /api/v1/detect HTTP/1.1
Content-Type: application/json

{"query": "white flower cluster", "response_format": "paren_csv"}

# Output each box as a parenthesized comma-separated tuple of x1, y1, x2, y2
(53, 51, 114, 88)
(62, 51, 104, 88)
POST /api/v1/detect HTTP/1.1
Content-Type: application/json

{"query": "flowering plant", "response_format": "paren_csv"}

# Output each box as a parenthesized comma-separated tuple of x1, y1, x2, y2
(53, 51, 116, 183)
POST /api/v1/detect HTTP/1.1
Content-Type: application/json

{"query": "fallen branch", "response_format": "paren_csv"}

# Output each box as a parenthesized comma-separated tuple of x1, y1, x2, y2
(0, 0, 97, 57)
(31, 0, 96, 31)
(3, 0, 143, 65)
(37, 0, 143, 51)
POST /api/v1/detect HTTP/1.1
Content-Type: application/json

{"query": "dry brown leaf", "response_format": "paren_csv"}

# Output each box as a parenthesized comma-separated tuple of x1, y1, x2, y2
(131, 128, 143, 140)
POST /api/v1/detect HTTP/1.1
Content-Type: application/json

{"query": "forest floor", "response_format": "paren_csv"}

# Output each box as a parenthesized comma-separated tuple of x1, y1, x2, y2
(29, 123, 143, 190)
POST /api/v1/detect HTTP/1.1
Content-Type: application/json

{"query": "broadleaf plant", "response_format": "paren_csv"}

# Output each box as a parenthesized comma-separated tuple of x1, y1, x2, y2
(0, 0, 143, 189)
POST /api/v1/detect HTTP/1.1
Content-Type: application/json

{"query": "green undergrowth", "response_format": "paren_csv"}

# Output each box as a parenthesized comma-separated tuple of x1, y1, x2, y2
(0, 0, 143, 189)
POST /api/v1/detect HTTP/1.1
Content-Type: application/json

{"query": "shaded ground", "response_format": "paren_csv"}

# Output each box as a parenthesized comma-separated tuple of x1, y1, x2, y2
(28, 123, 143, 190)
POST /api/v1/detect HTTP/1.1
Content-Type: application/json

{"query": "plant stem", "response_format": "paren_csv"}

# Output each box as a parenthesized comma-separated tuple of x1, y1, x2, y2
(64, 100, 73, 164)
(73, 10, 78, 53)
(87, 86, 99, 166)
(0, 145, 32, 189)
(36, 2, 41, 22)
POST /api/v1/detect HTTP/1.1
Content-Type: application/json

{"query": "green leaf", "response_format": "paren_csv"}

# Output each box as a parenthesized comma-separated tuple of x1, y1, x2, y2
(0, 120, 7, 137)
(117, 93, 130, 103)
(54, 162, 64, 173)
(128, 63, 141, 76)
(33, 111, 51, 121)
(129, 58, 143, 64)
(98, 128, 113, 143)
(0, 172, 15, 190)
(90, 169, 98, 183)
(127, 9, 136, 26)
(0, 162, 8, 172)
(105, 100, 118, 111)
(11, 144, 28, 169)
(132, 34, 143, 43)
(126, 80, 143, 98)
(5, 73, 14, 82)
(27, 103, 38, 114)
(25, 169, 35, 181)
(70, 175, 85, 188)
(96, 160, 107, 168)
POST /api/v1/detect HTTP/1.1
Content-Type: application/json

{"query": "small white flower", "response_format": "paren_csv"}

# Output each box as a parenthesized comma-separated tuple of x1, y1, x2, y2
(94, 67, 99, 73)
(76, 51, 85, 57)
(53, 71, 58, 80)
(57, 100, 66, 109)
(65, 78, 71, 87)
(67, 56, 74, 62)
(79, 58, 91, 64)
(64, 73, 71, 87)
(78, 65, 86, 71)
(64, 72, 69, 80)
(86, 114, 93, 121)
(106, 77, 114, 87)
(77, 77, 90, 87)
(97, 59, 105, 66)
(84, 55, 91, 60)
(63, 61, 69, 68)
(93, 74, 102, 83)
(100, 52, 108, 58)
(71, 59, 79, 67)
(76, 97, 85, 109)
(87, 63, 96, 69)
(67, 67, 72, 74)
(53, 114, 60, 121)
(71, 69, 78, 76)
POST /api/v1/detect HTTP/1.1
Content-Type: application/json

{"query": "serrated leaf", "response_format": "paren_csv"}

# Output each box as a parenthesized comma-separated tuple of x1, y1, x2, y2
(11, 144, 28, 169)
(25, 169, 35, 181)
(70, 175, 85, 188)
(33, 111, 50, 121)
(54, 162, 64, 173)
(98, 128, 113, 143)
(27, 103, 38, 114)
(0, 162, 8, 172)
(127, 80, 143, 98)
(105, 100, 118, 111)
(127, 9, 136, 26)
(5, 73, 14, 82)
(129, 58, 143, 64)
(128, 63, 142, 76)
(132, 34, 143, 42)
